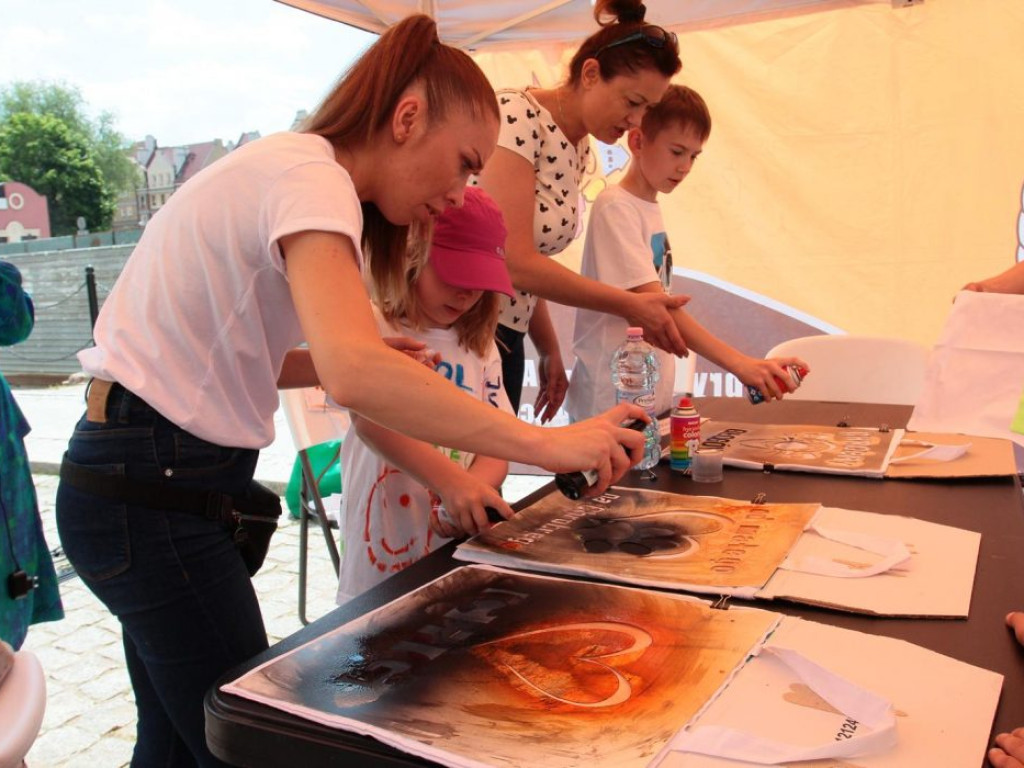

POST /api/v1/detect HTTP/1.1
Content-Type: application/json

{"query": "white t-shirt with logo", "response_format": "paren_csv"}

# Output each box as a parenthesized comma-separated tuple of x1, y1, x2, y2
(337, 305, 513, 604)
(79, 132, 364, 448)
(566, 185, 676, 422)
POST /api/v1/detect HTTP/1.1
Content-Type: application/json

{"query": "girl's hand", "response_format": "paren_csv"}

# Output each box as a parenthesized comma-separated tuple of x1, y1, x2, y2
(429, 477, 514, 538)
(535, 351, 569, 424)
(383, 336, 440, 367)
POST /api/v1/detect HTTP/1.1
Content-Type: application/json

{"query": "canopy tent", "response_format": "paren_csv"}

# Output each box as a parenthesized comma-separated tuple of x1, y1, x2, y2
(277, 0, 1024, 420)
(274, 0, 891, 50)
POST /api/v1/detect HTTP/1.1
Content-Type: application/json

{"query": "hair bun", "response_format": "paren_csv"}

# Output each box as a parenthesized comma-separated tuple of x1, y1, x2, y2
(620, 2, 646, 23)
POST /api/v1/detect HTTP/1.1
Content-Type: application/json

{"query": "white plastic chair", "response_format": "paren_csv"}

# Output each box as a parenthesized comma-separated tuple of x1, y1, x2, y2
(0, 647, 46, 768)
(674, 352, 699, 397)
(279, 387, 350, 624)
(765, 334, 930, 405)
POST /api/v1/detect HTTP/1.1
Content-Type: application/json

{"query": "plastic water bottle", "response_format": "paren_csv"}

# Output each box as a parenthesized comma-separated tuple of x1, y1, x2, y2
(610, 327, 660, 471)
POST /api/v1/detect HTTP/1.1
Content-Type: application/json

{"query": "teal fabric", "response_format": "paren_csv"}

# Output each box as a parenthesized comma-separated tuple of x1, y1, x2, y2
(0, 261, 64, 649)
(284, 440, 343, 520)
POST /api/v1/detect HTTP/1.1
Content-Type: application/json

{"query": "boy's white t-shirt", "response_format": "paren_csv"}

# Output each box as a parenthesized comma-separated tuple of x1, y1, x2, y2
(337, 305, 513, 604)
(566, 185, 676, 422)
(78, 132, 364, 448)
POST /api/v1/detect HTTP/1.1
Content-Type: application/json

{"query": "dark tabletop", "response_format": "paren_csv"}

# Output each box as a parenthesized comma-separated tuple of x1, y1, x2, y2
(206, 399, 1024, 768)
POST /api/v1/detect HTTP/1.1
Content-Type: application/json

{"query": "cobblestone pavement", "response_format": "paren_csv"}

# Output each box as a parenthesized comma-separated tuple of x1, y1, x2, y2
(21, 472, 547, 767)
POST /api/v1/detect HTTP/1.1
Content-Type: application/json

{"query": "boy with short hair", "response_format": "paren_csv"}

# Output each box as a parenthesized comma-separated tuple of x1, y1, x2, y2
(566, 85, 805, 422)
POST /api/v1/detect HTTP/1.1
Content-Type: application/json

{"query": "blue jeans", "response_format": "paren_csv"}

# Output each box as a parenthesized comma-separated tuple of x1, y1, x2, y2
(56, 384, 268, 767)
(495, 323, 525, 414)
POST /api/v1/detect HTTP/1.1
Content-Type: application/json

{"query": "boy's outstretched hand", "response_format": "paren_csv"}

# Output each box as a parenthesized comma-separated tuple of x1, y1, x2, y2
(735, 356, 810, 402)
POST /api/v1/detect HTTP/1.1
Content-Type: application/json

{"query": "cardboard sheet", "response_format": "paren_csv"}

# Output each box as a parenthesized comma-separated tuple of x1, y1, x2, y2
(885, 431, 1017, 478)
(657, 617, 1002, 767)
(758, 506, 979, 617)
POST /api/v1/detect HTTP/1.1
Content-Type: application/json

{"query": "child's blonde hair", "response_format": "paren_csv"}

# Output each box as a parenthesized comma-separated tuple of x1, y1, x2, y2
(372, 227, 500, 358)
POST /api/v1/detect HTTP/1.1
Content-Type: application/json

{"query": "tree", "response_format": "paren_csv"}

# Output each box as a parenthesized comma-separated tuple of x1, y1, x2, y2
(0, 81, 138, 199)
(0, 112, 115, 235)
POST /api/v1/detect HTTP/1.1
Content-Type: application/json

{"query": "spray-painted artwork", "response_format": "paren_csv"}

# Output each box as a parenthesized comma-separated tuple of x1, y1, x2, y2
(222, 566, 779, 768)
(700, 422, 902, 477)
(456, 487, 818, 591)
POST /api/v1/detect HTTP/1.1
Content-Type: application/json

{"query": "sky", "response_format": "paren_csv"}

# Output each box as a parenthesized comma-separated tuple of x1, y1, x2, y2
(1, 0, 377, 147)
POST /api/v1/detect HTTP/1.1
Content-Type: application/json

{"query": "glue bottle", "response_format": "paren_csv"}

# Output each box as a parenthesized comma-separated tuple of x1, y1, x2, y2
(669, 397, 700, 472)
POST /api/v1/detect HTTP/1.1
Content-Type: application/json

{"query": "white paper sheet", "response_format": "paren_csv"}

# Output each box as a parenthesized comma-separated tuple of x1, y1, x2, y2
(909, 291, 1024, 447)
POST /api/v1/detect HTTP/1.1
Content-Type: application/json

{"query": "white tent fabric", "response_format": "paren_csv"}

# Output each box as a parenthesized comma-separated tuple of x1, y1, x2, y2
(276, 0, 1024, 423)
(276, 0, 888, 50)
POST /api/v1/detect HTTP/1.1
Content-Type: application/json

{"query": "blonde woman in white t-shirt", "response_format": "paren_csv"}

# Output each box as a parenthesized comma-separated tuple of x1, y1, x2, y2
(55, 16, 646, 766)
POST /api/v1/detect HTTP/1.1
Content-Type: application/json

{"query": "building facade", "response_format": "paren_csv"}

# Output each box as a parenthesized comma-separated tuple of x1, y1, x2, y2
(0, 181, 51, 243)
(112, 133, 255, 230)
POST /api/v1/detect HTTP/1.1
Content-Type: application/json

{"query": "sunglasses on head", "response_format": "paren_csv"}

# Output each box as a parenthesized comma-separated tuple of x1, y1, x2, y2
(592, 25, 678, 58)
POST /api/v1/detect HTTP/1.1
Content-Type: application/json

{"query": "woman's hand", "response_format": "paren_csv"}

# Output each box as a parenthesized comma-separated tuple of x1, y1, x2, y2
(535, 350, 569, 424)
(988, 613, 1024, 766)
(531, 403, 647, 494)
(990, 728, 1024, 767)
(626, 292, 691, 357)
(1008, 611, 1024, 644)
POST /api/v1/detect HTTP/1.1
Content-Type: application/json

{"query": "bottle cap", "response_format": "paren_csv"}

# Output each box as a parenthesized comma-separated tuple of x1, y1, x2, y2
(678, 397, 692, 407)
(626, 326, 643, 338)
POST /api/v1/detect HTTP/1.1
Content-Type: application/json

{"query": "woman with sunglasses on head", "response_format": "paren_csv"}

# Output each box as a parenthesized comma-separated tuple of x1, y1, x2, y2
(55, 14, 646, 767)
(475, 0, 687, 422)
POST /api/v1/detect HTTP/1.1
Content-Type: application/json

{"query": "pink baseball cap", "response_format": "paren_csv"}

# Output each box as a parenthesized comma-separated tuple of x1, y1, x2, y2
(429, 187, 514, 297)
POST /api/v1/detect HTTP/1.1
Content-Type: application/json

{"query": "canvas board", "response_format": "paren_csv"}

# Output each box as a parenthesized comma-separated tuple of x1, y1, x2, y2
(455, 488, 979, 616)
(222, 566, 1002, 768)
(456, 487, 819, 594)
(699, 421, 902, 477)
(222, 565, 778, 768)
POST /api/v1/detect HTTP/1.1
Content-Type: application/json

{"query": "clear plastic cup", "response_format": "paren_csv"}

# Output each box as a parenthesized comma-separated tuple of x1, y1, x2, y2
(691, 448, 724, 483)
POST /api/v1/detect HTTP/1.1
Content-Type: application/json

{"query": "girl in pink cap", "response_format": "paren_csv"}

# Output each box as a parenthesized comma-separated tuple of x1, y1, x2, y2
(337, 187, 516, 603)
